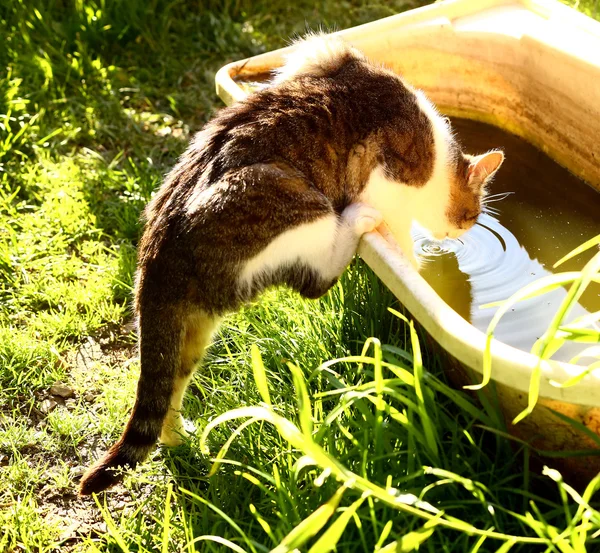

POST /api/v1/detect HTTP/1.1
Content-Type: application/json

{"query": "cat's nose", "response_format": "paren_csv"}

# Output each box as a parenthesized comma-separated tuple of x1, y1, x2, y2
(433, 231, 448, 240)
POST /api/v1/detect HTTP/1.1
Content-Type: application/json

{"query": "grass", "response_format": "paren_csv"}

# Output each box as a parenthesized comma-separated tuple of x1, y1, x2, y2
(1, 0, 600, 551)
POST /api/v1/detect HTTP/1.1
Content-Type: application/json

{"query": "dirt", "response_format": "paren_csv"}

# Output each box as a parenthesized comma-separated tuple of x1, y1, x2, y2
(6, 327, 145, 551)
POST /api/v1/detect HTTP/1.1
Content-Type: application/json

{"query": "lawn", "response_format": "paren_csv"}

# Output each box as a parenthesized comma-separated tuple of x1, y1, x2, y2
(1, 0, 600, 552)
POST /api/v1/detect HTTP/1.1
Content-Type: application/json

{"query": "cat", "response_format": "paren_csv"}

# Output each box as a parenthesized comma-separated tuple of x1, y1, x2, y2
(79, 34, 504, 495)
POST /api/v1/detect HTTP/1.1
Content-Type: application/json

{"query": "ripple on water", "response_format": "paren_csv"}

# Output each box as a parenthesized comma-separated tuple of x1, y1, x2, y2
(413, 213, 594, 364)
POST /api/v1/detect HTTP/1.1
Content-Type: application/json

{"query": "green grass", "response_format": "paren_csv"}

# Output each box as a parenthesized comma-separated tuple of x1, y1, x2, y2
(1, 0, 600, 551)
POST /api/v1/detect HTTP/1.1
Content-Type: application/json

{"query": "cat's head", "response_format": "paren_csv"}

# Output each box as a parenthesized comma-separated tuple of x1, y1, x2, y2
(407, 93, 504, 241)
(417, 147, 505, 241)
(441, 149, 505, 239)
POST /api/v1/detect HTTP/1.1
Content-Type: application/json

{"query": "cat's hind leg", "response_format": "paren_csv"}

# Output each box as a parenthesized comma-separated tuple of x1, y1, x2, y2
(159, 311, 219, 446)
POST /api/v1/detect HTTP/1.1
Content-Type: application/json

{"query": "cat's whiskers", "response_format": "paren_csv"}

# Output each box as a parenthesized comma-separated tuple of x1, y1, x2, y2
(480, 190, 513, 218)
(483, 191, 514, 203)
(482, 206, 500, 216)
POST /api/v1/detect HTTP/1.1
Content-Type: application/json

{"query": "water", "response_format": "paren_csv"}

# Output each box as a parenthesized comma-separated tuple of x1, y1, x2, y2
(415, 119, 600, 361)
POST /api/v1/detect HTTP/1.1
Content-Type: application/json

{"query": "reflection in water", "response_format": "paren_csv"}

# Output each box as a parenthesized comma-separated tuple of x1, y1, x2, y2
(414, 214, 591, 362)
(414, 118, 600, 363)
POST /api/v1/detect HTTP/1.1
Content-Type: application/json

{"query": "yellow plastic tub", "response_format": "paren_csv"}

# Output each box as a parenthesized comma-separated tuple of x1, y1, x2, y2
(215, 0, 600, 482)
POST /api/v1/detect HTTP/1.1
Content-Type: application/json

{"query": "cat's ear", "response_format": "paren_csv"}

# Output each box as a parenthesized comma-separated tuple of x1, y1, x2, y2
(467, 150, 504, 190)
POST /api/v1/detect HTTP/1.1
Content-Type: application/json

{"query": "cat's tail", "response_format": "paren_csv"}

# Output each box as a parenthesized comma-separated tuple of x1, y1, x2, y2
(79, 301, 184, 496)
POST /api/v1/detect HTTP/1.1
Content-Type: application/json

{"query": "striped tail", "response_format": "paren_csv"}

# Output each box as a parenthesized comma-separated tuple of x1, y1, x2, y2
(79, 302, 183, 495)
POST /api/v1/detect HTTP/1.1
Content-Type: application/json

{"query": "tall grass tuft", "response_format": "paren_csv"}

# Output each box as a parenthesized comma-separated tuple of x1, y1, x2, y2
(188, 310, 600, 552)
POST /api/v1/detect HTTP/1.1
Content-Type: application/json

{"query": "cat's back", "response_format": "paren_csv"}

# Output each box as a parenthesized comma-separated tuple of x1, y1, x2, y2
(146, 39, 422, 228)
(197, 60, 413, 184)
(222, 60, 409, 145)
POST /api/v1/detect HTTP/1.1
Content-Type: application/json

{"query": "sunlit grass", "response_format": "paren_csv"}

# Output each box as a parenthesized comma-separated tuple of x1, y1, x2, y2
(1, 0, 600, 551)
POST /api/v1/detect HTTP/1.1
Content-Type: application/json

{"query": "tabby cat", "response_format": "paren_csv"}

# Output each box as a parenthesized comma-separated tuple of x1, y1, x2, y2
(80, 35, 503, 494)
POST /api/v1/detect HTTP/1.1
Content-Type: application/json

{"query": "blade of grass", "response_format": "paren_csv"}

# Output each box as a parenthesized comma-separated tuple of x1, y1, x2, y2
(554, 234, 600, 268)
(251, 344, 271, 406)
(271, 485, 348, 553)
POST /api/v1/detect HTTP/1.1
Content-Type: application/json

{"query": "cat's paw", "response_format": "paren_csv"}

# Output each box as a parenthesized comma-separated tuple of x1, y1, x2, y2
(342, 203, 383, 235)
(160, 414, 194, 447)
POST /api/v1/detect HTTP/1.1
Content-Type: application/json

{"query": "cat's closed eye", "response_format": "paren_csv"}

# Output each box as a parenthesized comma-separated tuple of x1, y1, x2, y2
(462, 211, 480, 225)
